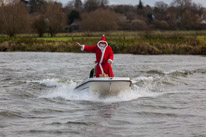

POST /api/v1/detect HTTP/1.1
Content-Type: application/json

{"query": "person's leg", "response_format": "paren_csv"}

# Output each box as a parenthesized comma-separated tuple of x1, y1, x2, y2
(108, 64, 114, 77)
(95, 65, 101, 77)
(102, 63, 113, 77)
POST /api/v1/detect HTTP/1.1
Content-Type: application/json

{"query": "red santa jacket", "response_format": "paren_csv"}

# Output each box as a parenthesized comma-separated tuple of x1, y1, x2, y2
(81, 44, 114, 77)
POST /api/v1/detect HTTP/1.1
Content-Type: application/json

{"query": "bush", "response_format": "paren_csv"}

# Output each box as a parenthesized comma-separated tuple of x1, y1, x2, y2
(131, 19, 148, 31)
(153, 20, 169, 30)
(128, 42, 160, 55)
(0, 42, 9, 51)
(192, 44, 206, 55)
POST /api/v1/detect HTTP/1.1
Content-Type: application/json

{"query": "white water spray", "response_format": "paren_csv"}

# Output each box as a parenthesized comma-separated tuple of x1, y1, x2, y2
(37, 78, 161, 103)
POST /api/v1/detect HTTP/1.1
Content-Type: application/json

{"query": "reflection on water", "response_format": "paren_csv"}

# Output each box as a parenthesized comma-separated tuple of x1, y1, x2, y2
(0, 52, 206, 137)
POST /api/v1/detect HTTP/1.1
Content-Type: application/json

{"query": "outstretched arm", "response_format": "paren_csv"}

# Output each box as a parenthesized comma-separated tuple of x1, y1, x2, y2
(75, 42, 96, 52)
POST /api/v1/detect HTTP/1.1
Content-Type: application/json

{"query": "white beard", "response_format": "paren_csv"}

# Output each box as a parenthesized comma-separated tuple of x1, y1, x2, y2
(99, 44, 106, 50)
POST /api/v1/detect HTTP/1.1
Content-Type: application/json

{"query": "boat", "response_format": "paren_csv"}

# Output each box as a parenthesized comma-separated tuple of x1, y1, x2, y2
(74, 77, 132, 97)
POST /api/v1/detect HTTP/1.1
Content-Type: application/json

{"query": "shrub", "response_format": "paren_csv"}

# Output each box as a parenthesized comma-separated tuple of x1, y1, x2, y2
(153, 20, 169, 30)
(131, 19, 148, 31)
(129, 42, 160, 55)
(0, 42, 9, 51)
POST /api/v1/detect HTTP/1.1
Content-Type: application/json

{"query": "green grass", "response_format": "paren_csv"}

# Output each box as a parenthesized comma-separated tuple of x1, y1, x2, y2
(35, 36, 101, 42)
(197, 35, 206, 42)
(36, 37, 73, 42)
(1, 31, 206, 54)
(2, 30, 206, 38)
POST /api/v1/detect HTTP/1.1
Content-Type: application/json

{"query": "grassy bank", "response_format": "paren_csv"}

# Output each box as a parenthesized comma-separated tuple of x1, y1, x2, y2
(0, 31, 206, 55)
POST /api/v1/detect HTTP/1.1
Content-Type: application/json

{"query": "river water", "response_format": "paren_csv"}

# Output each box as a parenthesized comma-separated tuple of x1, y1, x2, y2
(0, 52, 206, 137)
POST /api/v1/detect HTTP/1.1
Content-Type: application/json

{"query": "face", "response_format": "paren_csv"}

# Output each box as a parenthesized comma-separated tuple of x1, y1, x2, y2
(99, 42, 106, 48)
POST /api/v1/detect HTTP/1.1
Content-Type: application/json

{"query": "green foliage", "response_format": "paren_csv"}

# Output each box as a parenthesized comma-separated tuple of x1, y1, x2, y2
(68, 10, 81, 25)
(138, 0, 143, 9)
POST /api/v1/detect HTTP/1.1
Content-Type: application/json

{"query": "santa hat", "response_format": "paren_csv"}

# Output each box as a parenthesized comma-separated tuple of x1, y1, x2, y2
(97, 35, 108, 46)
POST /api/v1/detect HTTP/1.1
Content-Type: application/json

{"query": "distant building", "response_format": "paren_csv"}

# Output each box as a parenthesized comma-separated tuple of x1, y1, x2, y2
(64, 21, 80, 32)
(70, 21, 80, 31)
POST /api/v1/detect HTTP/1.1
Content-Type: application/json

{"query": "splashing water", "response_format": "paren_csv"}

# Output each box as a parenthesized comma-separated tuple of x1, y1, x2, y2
(1, 53, 206, 137)
(37, 78, 161, 103)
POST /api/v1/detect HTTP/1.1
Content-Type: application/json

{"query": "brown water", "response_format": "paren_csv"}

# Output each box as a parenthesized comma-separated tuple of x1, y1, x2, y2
(0, 52, 206, 137)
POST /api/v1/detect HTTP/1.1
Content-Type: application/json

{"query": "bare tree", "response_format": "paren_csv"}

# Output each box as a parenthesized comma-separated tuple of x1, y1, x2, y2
(155, 1, 168, 11)
(45, 1, 67, 37)
(65, 0, 82, 10)
(0, 1, 30, 37)
(32, 15, 47, 37)
(181, 9, 200, 29)
(0, 1, 2, 32)
(154, 1, 168, 20)
(81, 9, 120, 31)
(169, 0, 203, 29)
(0, 0, 4, 6)
(167, 7, 178, 29)
(171, 0, 192, 8)
(112, 5, 136, 21)
(29, 0, 44, 13)
(99, 0, 108, 8)
(2, 0, 20, 4)
(84, 0, 99, 12)
(74, 0, 82, 10)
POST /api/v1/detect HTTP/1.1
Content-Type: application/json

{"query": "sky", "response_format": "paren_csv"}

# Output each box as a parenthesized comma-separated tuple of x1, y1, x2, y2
(56, 0, 206, 7)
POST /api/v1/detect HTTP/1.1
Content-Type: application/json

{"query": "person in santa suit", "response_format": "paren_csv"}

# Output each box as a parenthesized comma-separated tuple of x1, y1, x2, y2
(76, 35, 114, 77)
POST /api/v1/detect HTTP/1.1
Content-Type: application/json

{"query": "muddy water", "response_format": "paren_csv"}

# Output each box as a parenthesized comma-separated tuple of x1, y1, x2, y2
(0, 52, 206, 137)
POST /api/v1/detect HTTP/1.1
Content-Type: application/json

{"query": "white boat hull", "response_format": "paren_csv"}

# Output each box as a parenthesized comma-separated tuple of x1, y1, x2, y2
(74, 77, 132, 96)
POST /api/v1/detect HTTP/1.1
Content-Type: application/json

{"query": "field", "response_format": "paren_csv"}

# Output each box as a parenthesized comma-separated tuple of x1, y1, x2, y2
(0, 31, 206, 55)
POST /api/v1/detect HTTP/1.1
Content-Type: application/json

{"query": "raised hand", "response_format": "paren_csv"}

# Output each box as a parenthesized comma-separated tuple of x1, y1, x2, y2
(75, 42, 82, 48)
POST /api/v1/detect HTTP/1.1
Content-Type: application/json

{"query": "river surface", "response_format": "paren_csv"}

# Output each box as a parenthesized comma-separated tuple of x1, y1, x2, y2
(0, 52, 206, 137)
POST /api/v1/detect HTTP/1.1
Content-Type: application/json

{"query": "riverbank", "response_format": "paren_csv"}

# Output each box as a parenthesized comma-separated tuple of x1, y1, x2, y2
(0, 31, 206, 55)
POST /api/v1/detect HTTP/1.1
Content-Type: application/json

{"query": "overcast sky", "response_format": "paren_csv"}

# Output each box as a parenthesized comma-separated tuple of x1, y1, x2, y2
(56, 0, 206, 7)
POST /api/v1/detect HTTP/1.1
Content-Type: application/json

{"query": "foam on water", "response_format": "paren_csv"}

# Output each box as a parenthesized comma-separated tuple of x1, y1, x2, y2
(37, 78, 161, 103)
(39, 78, 64, 87)
(131, 76, 154, 84)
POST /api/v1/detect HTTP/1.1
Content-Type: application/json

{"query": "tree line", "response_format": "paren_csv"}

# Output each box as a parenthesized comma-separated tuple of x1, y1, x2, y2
(0, 0, 206, 37)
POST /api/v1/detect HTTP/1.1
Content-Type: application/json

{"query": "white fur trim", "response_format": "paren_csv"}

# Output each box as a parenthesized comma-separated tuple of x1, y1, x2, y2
(98, 46, 108, 74)
(100, 47, 106, 64)
(81, 45, 85, 51)
(97, 40, 108, 48)
(99, 64, 104, 74)
(108, 59, 113, 64)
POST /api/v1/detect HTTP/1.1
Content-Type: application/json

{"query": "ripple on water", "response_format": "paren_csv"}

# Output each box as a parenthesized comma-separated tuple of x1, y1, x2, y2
(0, 110, 24, 118)
(1, 53, 206, 137)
